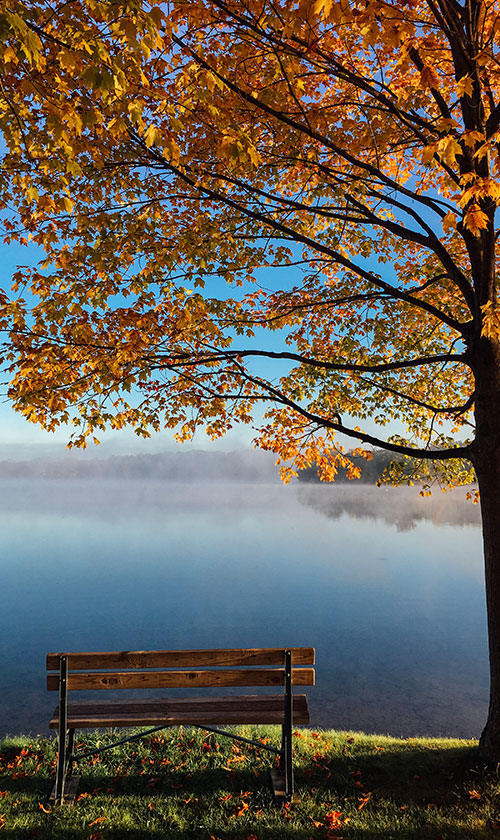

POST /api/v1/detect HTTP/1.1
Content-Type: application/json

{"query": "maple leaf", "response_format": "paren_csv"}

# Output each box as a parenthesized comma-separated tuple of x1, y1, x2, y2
(419, 65, 440, 89)
(314, 0, 333, 19)
(457, 75, 474, 98)
(463, 204, 489, 234)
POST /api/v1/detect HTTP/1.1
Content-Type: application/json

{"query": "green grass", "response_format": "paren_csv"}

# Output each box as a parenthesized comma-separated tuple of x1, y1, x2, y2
(0, 726, 499, 838)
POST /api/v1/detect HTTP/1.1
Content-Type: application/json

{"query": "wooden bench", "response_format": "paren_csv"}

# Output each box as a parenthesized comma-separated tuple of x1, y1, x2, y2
(46, 647, 315, 805)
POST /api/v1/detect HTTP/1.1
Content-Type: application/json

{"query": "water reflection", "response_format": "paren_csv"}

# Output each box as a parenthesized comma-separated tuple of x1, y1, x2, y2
(0, 479, 488, 741)
(299, 483, 481, 531)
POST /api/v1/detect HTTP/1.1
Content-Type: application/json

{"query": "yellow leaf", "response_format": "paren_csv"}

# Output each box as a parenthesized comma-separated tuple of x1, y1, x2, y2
(462, 130, 484, 149)
(58, 49, 77, 71)
(420, 65, 440, 90)
(422, 143, 437, 165)
(313, 0, 333, 18)
(128, 101, 143, 123)
(481, 302, 500, 340)
(66, 160, 82, 177)
(3, 45, 18, 64)
(439, 135, 462, 165)
(108, 117, 128, 138)
(25, 185, 38, 203)
(442, 211, 456, 234)
(456, 75, 474, 98)
(144, 124, 162, 148)
(464, 204, 489, 234)
(248, 145, 260, 167)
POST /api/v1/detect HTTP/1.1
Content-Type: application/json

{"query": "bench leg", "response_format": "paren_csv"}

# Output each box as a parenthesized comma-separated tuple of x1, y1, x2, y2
(66, 729, 75, 780)
(54, 726, 68, 805)
(281, 723, 294, 800)
(283, 649, 294, 800)
(54, 656, 70, 805)
(51, 728, 80, 805)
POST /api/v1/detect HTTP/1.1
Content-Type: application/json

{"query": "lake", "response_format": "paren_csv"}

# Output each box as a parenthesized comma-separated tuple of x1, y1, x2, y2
(0, 478, 488, 740)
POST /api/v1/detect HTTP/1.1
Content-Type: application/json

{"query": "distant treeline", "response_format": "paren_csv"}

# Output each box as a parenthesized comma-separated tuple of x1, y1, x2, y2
(0, 449, 279, 482)
(297, 449, 399, 484)
(0, 447, 450, 485)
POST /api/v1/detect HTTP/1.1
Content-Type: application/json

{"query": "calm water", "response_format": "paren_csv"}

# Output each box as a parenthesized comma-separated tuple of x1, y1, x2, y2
(0, 479, 488, 739)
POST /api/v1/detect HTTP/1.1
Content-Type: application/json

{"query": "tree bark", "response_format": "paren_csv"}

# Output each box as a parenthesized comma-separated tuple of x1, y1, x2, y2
(471, 341, 500, 762)
(476, 454, 500, 762)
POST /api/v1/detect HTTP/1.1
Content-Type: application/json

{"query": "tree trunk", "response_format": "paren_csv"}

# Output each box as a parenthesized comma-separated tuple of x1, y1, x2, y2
(472, 342, 500, 762)
(476, 451, 500, 761)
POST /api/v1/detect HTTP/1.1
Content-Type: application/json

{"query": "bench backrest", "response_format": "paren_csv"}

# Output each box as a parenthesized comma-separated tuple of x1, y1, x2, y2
(46, 647, 315, 691)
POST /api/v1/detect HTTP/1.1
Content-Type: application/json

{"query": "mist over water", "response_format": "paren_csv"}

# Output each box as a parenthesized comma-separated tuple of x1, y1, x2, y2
(0, 475, 487, 740)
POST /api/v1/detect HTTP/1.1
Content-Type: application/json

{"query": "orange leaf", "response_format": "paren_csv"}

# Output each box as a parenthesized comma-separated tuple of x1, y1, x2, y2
(88, 816, 105, 826)
(358, 793, 372, 810)
(310, 817, 324, 827)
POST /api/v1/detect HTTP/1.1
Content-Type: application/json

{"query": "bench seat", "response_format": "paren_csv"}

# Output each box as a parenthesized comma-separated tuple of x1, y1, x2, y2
(50, 694, 310, 729)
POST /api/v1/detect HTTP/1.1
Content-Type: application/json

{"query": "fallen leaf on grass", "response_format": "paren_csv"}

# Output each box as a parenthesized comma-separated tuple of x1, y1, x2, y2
(0, 815, 5, 830)
(310, 817, 324, 828)
(38, 803, 51, 814)
(88, 816, 105, 826)
(469, 789, 482, 800)
(232, 801, 249, 818)
(324, 810, 350, 830)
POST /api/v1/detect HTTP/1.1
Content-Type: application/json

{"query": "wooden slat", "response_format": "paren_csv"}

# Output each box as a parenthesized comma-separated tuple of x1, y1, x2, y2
(49, 694, 310, 728)
(46, 647, 315, 671)
(47, 667, 315, 692)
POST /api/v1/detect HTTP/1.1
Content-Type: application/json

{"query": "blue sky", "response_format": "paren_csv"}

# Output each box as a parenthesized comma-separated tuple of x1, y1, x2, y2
(0, 222, 399, 460)
(0, 238, 277, 457)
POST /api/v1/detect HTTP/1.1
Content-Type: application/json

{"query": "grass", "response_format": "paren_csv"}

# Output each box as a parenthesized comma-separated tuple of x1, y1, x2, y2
(0, 725, 499, 839)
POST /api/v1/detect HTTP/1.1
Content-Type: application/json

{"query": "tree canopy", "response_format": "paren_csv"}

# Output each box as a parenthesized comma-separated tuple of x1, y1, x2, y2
(0, 0, 490, 485)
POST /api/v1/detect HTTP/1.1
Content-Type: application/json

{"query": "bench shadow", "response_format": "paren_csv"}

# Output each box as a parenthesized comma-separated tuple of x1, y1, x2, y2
(306, 741, 482, 807)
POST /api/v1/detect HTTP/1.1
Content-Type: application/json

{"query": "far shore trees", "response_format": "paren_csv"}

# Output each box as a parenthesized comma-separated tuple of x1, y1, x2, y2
(2, 0, 500, 758)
